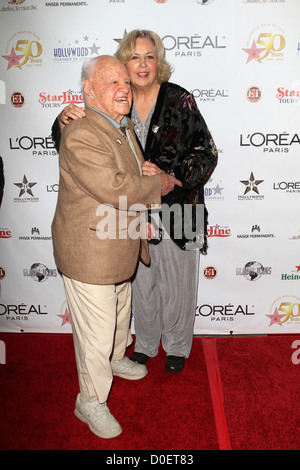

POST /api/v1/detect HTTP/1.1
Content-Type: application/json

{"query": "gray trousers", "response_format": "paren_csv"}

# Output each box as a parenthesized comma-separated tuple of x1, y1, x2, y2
(132, 238, 200, 358)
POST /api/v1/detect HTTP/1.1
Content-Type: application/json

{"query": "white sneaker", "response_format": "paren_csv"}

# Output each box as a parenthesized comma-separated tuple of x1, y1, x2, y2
(74, 394, 122, 439)
(111, 356, 148, 380)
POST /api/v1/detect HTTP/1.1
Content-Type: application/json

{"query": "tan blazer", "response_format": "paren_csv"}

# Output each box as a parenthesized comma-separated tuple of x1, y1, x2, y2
(52, 106, 161, 285)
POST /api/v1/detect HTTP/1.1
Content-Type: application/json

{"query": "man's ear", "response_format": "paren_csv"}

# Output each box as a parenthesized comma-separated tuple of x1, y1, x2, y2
(83, 80, 93, 97)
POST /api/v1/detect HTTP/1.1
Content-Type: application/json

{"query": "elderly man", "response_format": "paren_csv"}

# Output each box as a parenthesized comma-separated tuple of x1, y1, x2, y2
(52, 55, 181, 439)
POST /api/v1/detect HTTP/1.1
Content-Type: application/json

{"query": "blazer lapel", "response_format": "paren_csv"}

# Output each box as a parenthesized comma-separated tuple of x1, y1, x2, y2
(144, 82, 167, 158)
(87, 107, 143, 176)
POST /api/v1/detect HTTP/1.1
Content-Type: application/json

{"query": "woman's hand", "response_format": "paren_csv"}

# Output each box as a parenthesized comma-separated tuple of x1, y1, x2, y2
(147, 222, 156, 241)
(58, 104, 86, 130)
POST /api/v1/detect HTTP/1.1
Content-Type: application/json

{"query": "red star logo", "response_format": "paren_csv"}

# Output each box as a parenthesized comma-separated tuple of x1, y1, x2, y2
(2, 47, 24, 70)
(266, 308, 286, 326)
(242, 40, 265, 63)
(58, 308, 71, 326)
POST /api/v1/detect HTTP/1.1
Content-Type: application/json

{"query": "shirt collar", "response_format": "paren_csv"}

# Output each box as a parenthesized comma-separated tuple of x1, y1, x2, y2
(86, 105, 129, 130)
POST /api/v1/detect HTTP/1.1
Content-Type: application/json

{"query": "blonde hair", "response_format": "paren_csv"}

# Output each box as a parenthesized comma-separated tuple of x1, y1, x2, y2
(115, 29, 172, 84)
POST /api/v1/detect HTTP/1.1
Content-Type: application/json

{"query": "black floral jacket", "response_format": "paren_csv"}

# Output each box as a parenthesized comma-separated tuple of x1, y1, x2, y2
(51, 81, 218, 253)
(134, 82, 218, 253)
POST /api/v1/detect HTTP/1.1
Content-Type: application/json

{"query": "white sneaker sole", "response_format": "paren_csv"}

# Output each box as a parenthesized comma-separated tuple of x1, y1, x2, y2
(74, 408, 122, 439)
(112, 368, 148, 380)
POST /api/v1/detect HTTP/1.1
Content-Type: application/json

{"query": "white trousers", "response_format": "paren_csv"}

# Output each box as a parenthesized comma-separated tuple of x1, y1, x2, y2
(62, 275, 132, 403)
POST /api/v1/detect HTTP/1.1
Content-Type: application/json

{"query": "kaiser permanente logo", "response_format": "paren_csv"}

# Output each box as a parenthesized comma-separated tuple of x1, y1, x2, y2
(243, 25, 285, 63)
(52, 35, 101, 63)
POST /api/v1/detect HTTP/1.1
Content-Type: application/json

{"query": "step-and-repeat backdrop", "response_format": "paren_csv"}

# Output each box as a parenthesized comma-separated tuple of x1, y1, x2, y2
(0, 0, 299, 335)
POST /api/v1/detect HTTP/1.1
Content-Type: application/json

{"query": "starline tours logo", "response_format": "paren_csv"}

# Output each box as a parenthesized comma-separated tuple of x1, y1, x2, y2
(38, 90, 84, 109)
(207, 224, 231, 238)
(242, 25, 286, 64)
(2, 31, 43, 70)
(276, 86, 300, 104)
(0, 228, 12, 239)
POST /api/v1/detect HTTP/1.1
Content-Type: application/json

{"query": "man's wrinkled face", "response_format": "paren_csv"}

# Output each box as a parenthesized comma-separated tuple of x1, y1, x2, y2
(84, 58, 132, 123)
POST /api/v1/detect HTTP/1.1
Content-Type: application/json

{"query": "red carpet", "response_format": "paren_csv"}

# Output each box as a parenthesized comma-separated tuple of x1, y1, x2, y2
(0, 333, 299, 451)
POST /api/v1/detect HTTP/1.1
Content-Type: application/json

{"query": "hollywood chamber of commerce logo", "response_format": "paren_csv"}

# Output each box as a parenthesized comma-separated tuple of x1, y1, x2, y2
(204, 179, 224, 201)
(242, 25, 285, 64)
(52, 35, 101, 63)
(2, 31, 42, 70)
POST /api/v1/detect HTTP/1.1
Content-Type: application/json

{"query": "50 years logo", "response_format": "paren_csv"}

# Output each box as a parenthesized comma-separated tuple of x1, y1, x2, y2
(2, 31, 42, 70)
(243, 25, 285, 63)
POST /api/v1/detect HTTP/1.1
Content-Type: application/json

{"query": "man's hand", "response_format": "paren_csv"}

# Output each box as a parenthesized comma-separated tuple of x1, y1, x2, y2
(58, 104, 86, 130)
(142, 161, 182, 196)
(160, 172, 182, 196)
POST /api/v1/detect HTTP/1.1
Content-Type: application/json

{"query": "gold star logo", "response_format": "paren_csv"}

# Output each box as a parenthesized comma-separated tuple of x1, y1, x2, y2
(14, 175, 37, 197)
(240, 172, 263, 195)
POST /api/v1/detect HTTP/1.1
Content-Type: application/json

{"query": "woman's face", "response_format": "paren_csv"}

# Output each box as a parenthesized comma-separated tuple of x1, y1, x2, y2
(125, 37, 159, 90)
